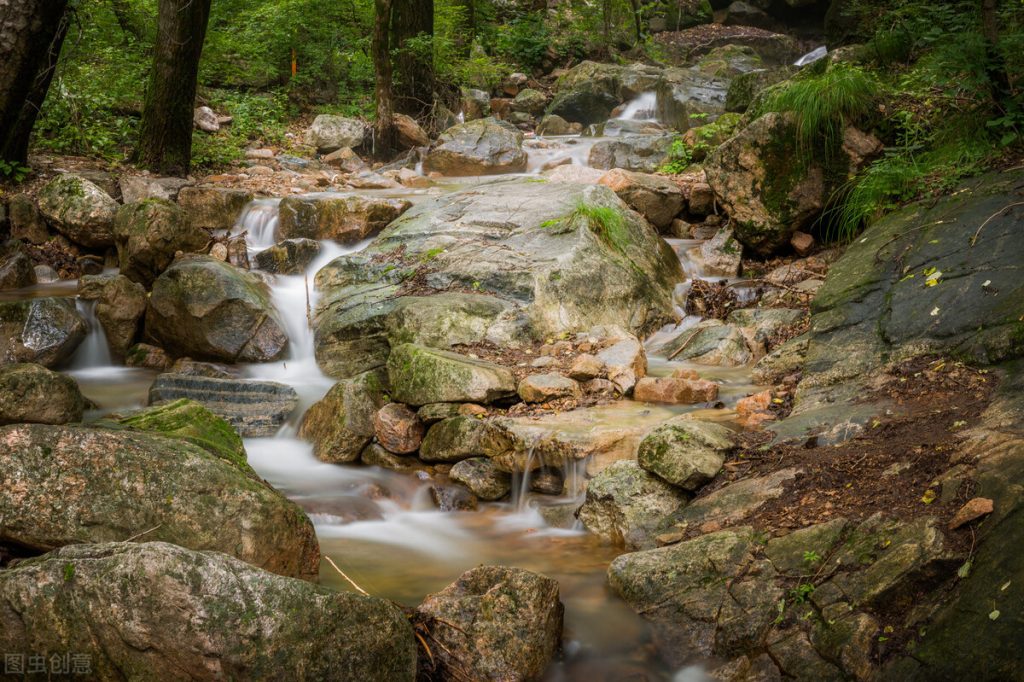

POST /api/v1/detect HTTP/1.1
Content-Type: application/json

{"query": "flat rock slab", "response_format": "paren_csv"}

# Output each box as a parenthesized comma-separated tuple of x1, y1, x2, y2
(149, 373, 299, 437)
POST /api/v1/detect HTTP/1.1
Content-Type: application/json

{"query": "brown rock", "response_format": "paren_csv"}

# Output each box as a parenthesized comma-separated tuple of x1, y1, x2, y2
(518, 373, 582, 403)
(126, 343, 172, 371)
(372, 403, 425, 454)
(790, 230, 815, 256)
(323, 147, 367, 173)
(735, 390, 776, 429)
(670, 367, 700, 379)
(949, 497, 994, 530)
(568, 353, 604, 381)
(394, 113, 430, 148)
(633, 376, 719, 404)
(689, 182, 716, 217)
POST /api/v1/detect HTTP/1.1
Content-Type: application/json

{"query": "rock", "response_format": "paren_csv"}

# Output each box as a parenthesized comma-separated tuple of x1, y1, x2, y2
(346, 171, 401, 190)
(423, 117, 528, 176)
(735, 389, 777, 429)
(542, 164, 605, 183)
(299, 370, 388, 463)
(77, 274, 147, 356)
(307, 114, 365, 152)
(688, 182, 716, 216)
(372, 402, 425, 454)
(168, 357, 236, 378)
(149, 373, 299, 437)
(663, 467, 800, 530)
(36, 174, 118, 247)
(568, 353, 604, 381)
(547, 88, 620, 126)
(450, 457, 512, 501)
(119, 175, 192, 204)
(254, 238, 320, 275)
(723, 1, 779, 29)
(277, 194, 410, 244)
(145, 256, 287, 362)
(752, 333, 808, 385)
(0, 240, 35, 290)
(8, 194, 49, 244)
(0, 363, 84, 425)
(596, 334, 647, 394)
(660, 320, 753, 366)
(649, 0, 713, 31)
(177, 186, 254, 230)
(765, 518, 848, 575)
(361, 442, 419, 470)
(387, 343, 516, 406)
(193, 105, 220, 132)
(512, 88, 547, 116)
(791, 230, 815, 255)
(430, 483, 478, 511)
(417, 402, 465, 424)
(577, 460, 689, 549)
(633, 376, 719, 404)
(588, 134, 675, 173)
(727, 307, 805, 348)
(598, 169, 685, 230)
(420, 415, 495, 463)
(725, 66, 795, 114)
(536, 114, 581, 136)
(416, 566, 563, 681)
(518, 373, 582, 403)
(949, 497, 994, 529)
(0, 424, 319, 578)
(323, 146, 367, 172)
(0, 542, 416, 679)
(0, 297, 86, 368)
(690, 228, 743, 277)
(392, 112, 430, 148)
(113, 199, 210, 286)
(125, 342, 172, 370)
(460, 88, 491, 120)
(637, 419, 734, 489)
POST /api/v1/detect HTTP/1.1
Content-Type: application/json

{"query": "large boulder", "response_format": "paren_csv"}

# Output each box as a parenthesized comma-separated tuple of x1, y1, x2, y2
(145, 256, 287, 362)
(546, 89, 620, 127)
(387, 343, 516, 406)
(0, 542, 416, 680)
(637, 419, 735, 490)
(588, 134, 676, 173)
(422, 118, 528, 176)
(299, 369, 388, 463)
(306, 114, 365, 153)
(0, 363, 84, 425)
(8, 193, 50, 244)
(313, 181, 683, 378)
(0, 297, 86, 368)
(177, 186, 254, 230)
(254, 238, 320, 275)
(113, 199, 209, 286)
(0, 424, 319, 578)
(415, 566, 563, 681)
(36, 174, 118, 247)
(598, 169, 685, 230)
(277, 195, 411, 243)
(78, 274, 147, 356)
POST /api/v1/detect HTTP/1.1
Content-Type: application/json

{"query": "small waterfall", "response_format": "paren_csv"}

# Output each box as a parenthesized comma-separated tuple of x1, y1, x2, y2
(69, 299, 113, 369)
(616, 92, 658, 122)
(511, 445, 538, 512)
(795, 46, 828, 67)
(233, 199, 282, 249)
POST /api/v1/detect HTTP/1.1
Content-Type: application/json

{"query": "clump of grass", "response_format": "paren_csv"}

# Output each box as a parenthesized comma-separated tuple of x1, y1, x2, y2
(570, 201, 630, 252)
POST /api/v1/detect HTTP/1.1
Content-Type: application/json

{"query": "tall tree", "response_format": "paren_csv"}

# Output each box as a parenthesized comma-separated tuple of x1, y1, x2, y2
(373, 0, 398, 154)
(391, 0, 434, 118)
(0, 0, 71, 164)
(134, 0, 213, 176)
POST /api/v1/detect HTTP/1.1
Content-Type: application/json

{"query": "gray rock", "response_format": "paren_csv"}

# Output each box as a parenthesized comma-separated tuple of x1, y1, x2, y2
(420, 415, 495, 463)
(596, 333, 648, 393)
(423, 118, 528, 176)
(77, 274, 147, 357)
(518, 373, 582, 403)
(254, 238, 321, 275)
(637, 419, 735, 490)
(0, 363, 84, 425)
(149, 373, 299, 437)
(177, 186, 254, 231)
(307, 114, 365, 152)
(36, 174, 118, 247)
(0, 297, 86, 368)
(0, 239, 35, 290)
(450, 457, 512, 500)
(118, 174, 192, 204)
(588, 134, 675, 173)
(113, 199, 209, 286)
(278, 194, 410, 244)
(689, 228, 743, 277)
(193, 105, 220, 132)
(299, 370, 388, 463)
(387, 343, 517, 406)
(8, 194, 49, 244)
(660, 320, 753, 366)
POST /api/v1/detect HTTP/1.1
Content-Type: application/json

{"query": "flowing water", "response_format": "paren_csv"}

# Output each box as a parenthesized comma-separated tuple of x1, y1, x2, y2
(26, 137, 758, 681)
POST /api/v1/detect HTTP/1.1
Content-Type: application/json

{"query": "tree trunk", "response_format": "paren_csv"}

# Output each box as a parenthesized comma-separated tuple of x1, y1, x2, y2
(109, 0, 144, 42)
(373, 0, 398, 154)
(980, 0, 1010, 97)
(391, 0, 434, 118)
(628, 0, 642, 44)
(133, 0, 212, 177)
(0, 0, 70, 164)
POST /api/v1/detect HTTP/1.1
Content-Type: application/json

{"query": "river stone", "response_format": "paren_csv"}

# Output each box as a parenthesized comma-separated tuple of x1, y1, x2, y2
(119, 174, 192, 204)
(638, 419, 734, 490)
(660, 320, 754, 366)
(145, 256, 287, 363)
(0, 240, 35, 290)
(0, 542, 416, 680)
(0, 297, 86, 368)
(277, 195, 411, 243)
(588, 134, 675, 173)
(537, 114, 581, 135)
(596, 334, 648, 394)
(0, 363, 84, 425)
(416, 566, 563, 681)
(148, 373, 299, 437)
(423, 117, 528, 176)
(299, 369, 388, 463)
(689, 228, 743, 277)
(547, 89, 620, 126)
(36, 174, 118, 247)
(360, 442, 419, 471)
(633, 376, 719, 404)
(518, 373, 582, 403)
(598, 168, 685, 230)
(113, 199, 209, 286)
(78, 274, 147, 356)
(512, 88, 547, 116)
(254, 238, 320, 275)
(125, 342, 172, 370)
(577, 460, 689, 549)
(661, 467, 801, 531)
(765, 518, 849, 576)
(0, 424, 319, 578)
(177, 186, 254, 230)
(449, 457, 512, 500)
(306, 114, 365, 153)
(419, 415, 496, 463)
(727, 307, 805, 346)
(430, 483, 478, 511)
(8, 194, 50, 244)
(387, 343, 516, 406)
(372, 402, 425, 454)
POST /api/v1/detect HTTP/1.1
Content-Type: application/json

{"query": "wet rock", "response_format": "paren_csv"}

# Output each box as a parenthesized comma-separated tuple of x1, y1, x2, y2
(725, 65, 795, 114)
(588, 134, 675, 173)
(637, 419, 734, 490)
(0, 424, 319, 578)
(278, 194, 411, 243)
(420, 415, 495, 463)
(536, 114, 582, 136)
(360, 442, 419, 470)
(119, 174, 192, 204)
(577, 460, 689, 549)
(306, 114, 365, 153)
(518, 373, 582, 403)
(149, 373, 299, 437)
(78, 274, 147, 356)
(372, 402, 425, 454)
(300, 370, 388, 463)
(394, 113, 430, 148)
(689, 228, 742, 277)
(416, 566, 563, 681)
(113, 199, 209, 286)
(727, 307, 805, 348)
(417, 401, 465, 424)
(125, 342, 172, 370)
(36, 174, 118, 247)
(596, 333, 647, 394)
(542, 164, 605, 183)
(423, 117, 528, 176)
(388, 343, 516, 406)
(0, 542, 416, 679)
(430, 483, 478, 511)
(598, 169, 685, 230)
(0, 363, 84, 425)
(633, 376, 719, 404)
(450, 457, 512, 500)
(8, 194, 49, 244)
(145, 256, 287, 362)
(529, 467, 565, 495)
(177, 186, 254, 230)
(323, 146, 367, 172)
(660, 320, 753, 366)
(0, 297, 86, 368)
(0, 240, 35, 290)
(254, 238, 320, 275)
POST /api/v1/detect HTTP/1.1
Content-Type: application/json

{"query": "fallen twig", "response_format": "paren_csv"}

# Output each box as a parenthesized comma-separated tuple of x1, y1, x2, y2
(323, 555, 369, 596)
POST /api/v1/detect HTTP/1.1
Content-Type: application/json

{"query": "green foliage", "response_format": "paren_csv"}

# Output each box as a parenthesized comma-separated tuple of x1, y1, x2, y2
(660, 113, 742, 175)
(570, 201, 630, 253)
(789, 583, 815, 604)
(0, 160, 30, 183)
(802, 550, 822, 566)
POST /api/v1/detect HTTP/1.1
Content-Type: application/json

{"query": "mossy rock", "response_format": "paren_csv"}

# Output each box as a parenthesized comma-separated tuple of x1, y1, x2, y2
(637, 419, 735, 490)
(0, 363, 85, 425)
(387, 343, 516, 406)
